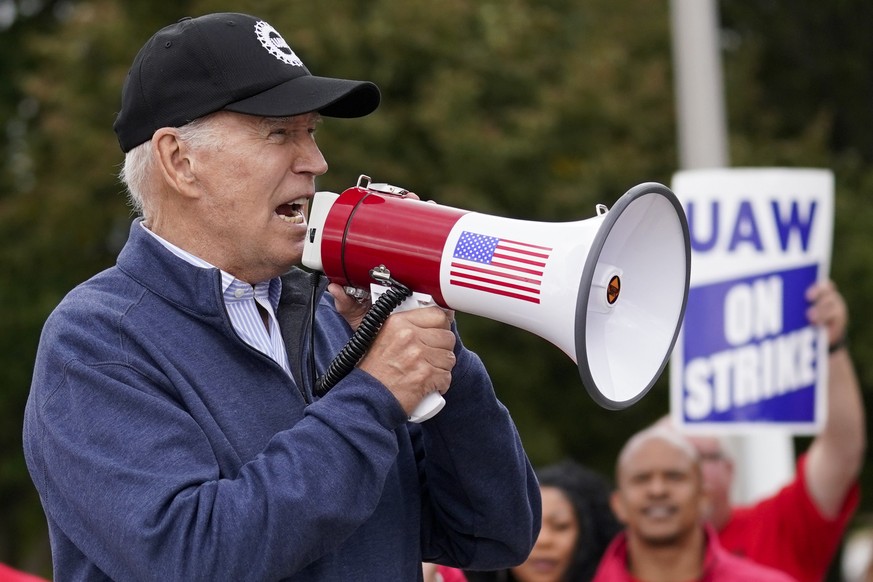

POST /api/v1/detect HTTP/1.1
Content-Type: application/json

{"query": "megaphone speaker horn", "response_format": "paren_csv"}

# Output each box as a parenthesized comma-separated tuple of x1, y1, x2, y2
(575, 182, 690, 409)
(303, 176, 690, 412)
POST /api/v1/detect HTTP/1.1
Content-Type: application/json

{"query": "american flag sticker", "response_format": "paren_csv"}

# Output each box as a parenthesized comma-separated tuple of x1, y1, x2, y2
(450, 231, 552, 304)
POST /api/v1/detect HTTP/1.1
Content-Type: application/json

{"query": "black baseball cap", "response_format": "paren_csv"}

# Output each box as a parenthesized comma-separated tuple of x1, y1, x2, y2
(113, 13, 381, 152)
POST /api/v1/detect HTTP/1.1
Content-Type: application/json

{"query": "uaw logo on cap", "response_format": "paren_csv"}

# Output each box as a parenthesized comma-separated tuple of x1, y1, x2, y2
(254, 21, 303, 67)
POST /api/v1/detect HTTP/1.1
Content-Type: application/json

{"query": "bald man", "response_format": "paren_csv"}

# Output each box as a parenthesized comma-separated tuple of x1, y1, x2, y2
(592, 426, 797, 582)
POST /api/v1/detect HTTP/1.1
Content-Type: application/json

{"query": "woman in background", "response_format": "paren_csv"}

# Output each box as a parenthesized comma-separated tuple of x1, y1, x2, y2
(465, 459, 621, 582)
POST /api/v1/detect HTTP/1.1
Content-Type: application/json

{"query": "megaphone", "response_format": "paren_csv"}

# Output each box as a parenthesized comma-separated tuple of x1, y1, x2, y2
(303, 175, 690, 418)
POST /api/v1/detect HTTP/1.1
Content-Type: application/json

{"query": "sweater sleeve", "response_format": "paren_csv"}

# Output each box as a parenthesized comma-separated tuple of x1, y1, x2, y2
(416, 329, 541, 570)
(25, 344, 411, 581)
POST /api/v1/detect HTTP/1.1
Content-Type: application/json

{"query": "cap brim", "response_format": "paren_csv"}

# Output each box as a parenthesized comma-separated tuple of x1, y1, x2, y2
(223, 75, 380, 119)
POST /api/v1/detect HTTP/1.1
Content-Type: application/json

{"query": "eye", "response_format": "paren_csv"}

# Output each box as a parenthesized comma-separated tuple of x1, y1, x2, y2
(630, 473, 650, 485)
(265, 127, 292, 144)
(666, 470, 688, 482)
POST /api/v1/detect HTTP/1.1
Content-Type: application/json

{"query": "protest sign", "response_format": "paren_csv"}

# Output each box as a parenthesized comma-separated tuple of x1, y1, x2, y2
(669, 168, 833, 433)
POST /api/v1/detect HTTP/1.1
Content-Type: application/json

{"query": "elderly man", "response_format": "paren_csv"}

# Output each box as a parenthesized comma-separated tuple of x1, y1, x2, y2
(23, 13, 540, 581)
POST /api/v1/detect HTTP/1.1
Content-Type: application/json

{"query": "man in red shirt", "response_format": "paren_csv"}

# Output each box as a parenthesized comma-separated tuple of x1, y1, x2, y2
(0, 563, 48, 582)
(686, 280, 865, 582)
(593, 425, 796, 581)
(423, 563, 468, 582)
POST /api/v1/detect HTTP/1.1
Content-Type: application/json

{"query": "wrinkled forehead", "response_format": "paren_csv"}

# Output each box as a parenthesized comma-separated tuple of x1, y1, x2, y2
(686, 435, 729, 461)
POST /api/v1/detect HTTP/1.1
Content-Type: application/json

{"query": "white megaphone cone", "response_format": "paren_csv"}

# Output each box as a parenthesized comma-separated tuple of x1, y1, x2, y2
(303, 175, 690, 418)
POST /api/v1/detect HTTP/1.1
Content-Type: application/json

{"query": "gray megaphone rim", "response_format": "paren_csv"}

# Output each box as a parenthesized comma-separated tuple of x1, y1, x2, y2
(575, 182, 691, 410)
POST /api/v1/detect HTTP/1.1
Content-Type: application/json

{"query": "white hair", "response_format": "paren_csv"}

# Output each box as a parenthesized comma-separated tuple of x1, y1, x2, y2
(117, 114, 226, 219)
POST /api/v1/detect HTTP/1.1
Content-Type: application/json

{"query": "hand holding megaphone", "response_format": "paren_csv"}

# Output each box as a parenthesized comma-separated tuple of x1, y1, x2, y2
(360, 286, 453, 423)
(320, 274, 451, 423)
(304, 175, 691, 418)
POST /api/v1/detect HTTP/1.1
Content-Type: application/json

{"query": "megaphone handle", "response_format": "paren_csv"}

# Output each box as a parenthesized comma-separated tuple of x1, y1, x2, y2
(408, 391, 446, 423)
(371, 284, 447, 424)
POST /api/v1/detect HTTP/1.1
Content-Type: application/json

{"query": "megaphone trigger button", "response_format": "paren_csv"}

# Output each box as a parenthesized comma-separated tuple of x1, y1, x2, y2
(343, 286, 370, 303)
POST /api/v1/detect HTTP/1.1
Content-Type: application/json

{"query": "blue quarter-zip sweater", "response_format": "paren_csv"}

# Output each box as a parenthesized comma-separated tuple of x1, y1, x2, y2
(23, 220, 540, 581)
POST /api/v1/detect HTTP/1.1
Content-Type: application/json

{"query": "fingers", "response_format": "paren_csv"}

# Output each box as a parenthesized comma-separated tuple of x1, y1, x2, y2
(328, 283, 370, 330)
(424, 341, 457, 377)
(400, 305, 454, 331)
(805, 279, 834, 303)
(805, 279, 848, 344)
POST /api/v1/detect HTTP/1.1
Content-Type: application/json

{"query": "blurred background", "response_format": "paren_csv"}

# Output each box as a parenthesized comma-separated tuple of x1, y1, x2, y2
(2, 0, 873, 579)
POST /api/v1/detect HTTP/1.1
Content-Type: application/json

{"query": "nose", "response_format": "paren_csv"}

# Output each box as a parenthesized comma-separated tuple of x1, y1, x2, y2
(646, 475, 668, 497)
(534, 526, 556, 549)
(294, 140, 328, 177)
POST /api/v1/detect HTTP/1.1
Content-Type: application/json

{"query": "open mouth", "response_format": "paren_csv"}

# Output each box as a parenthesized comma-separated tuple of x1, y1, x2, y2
(275, 198, 307, 224)
(527, 558, 560, 573)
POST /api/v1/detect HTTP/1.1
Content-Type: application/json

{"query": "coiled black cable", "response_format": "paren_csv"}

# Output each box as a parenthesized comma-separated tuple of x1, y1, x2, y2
(306, 270, 322, 399)
(314, 277, 412, 397)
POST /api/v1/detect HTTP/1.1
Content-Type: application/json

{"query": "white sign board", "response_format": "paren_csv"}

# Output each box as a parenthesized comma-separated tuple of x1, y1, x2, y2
(669, 168, 833, 434)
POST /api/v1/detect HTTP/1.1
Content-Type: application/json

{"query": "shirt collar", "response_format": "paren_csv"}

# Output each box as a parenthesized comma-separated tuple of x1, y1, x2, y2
(139, 222, 282, 310)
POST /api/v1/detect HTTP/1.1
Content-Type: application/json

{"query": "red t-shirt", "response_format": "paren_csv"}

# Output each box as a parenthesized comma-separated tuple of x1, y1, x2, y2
(718, 453, 860, 582)
(437, 566, 468, 582)
(0, 563, 48, 582)
(591, 525, 797, 581)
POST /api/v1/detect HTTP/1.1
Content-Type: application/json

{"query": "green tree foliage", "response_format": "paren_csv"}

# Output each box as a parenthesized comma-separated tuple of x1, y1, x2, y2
(3, 1, 873, 579)
(722, 1, 873, 159)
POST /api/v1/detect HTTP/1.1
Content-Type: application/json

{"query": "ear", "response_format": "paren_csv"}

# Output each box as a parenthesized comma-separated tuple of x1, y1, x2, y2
(610, 490, 629, 525)
(152, 128, 199, 198)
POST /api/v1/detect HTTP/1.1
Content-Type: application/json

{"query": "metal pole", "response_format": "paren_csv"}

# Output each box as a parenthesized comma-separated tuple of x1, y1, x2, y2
(670, 0, 729, 169)
(669, 0, 794, 505)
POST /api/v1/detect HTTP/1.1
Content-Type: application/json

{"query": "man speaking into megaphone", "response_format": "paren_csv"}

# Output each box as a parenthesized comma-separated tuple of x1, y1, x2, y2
(23, 13, 541, 582)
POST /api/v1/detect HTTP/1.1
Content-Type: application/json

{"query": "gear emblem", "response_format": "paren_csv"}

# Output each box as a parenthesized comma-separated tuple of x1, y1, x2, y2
(254, 21, 303, 67)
